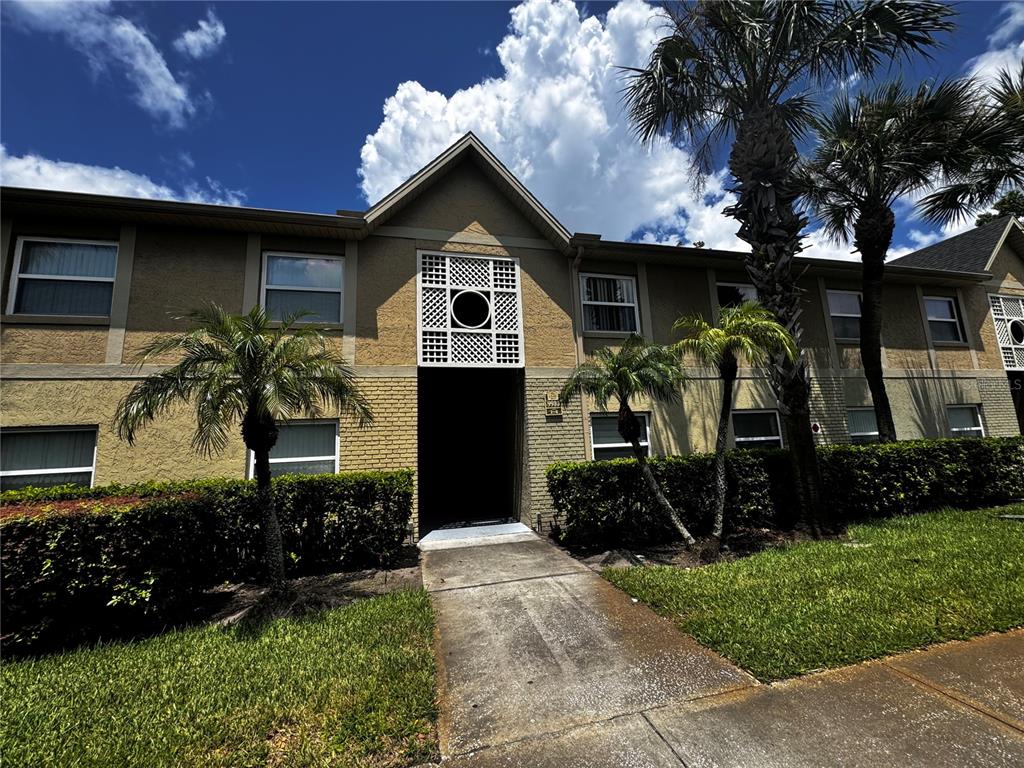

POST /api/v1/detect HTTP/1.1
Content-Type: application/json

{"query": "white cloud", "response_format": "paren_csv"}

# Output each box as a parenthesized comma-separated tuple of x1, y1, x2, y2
(4, 0, 196, 128)
(359, 0, 749, 250)
(967, 2, 1024, 84)
(173, 9, 226, 60)
(0, 145, 244, 206)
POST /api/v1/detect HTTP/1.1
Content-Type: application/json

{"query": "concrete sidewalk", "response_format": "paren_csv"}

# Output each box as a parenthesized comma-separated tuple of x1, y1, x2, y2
(422, 532, 1024, 767)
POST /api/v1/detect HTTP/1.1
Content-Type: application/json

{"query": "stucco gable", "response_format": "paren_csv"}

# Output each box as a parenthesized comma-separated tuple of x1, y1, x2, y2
(380, 158, 550, 243)
(364, 133, 571, 253)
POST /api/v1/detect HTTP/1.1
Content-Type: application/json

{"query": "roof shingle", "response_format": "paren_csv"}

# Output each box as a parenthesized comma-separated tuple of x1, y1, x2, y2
(888, 217, 1011, 273)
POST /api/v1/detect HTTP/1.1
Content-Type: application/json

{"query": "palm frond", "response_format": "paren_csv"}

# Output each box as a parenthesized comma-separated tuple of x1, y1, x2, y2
(114, 303, 373, 455)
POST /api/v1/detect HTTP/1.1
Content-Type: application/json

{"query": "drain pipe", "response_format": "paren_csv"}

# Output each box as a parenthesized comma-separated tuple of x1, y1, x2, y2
(569, 244, 589, 461)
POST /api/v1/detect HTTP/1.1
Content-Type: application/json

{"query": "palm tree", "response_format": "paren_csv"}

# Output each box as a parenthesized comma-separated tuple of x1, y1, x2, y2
(114, 305, 372, 588)
(674, 302, 796, 547)
(801, 77, 1024, 441)
(558, 335, 696, 548)
(623, 0, 954, 529)
(976, 190, 1024, 227)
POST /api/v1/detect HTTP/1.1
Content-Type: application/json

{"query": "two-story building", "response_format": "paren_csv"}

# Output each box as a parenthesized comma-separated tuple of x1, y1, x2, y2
(2, 134, 1022, 536)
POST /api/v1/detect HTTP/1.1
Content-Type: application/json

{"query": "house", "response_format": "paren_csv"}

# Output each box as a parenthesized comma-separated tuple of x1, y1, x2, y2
(2, 134, 1022, 536)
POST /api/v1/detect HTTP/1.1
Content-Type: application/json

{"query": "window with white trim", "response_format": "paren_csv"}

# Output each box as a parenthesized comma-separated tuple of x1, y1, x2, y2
(827, 290, 861, 340)
(924, 296, 965, 343)
(717, 282, 757, 308)
(250, 421, 339, 478)
(7, 237, 117, 317)
(947, 405, 984, 438)
(590, 413, 649, 460)
(0, 427, 97, 490)
(580, 273, 640, 333)
(847, 408, 880, 444)
(732, 410, 783, 449)
(262, 252, 344, 324)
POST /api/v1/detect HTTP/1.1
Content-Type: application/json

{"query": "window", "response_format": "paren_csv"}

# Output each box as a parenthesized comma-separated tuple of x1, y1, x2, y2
(732, 410, 783, 449)
(580, 273, 640, 333)
(717, 282, 757, 308)
(827, 290, 861, 340)
(0, 428, 97, 490)
(924, 296, 964, 343)
(250, 421, 338, 478)
(947, 405, 984, 438)
(262, 252, 344, 324)
(847, 408, 880, 444)
(7, 237, 117, 317)
(591, 413, 649, 460)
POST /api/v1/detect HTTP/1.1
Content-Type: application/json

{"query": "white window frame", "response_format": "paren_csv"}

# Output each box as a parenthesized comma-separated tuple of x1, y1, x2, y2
(924, 296, 965, 343)
(247, 419, 340, 478)
(260, 251, 345, 325)
(847, 407, 880, 443)
(6, 236, 119, 317)
(826, 289, 862, 341)
(946, 405, 985, 438)
(732, 409, 784, 449)
(0, 426, 98, 488)
(590, 412, 650, 459)
(716, 282, 757, 307)
(579, 272, 641, 334)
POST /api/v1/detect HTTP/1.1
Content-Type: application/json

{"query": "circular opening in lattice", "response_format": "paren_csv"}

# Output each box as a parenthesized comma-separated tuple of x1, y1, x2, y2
(451, 289, 491, 329)
(1010, 318, 1024, 345)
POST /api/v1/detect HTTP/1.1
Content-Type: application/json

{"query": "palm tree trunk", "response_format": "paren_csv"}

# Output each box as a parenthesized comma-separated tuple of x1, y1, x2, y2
(253, 448, 286, 589)
(727, 106, 826, 535)
(712, 355, 738, 543)
(618, 402, 697, 548)
(854, 205, 898, 443)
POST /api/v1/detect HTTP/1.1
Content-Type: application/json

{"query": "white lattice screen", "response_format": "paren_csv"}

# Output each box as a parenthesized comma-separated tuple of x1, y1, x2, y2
(990, 294, 1024, 371)
(417, 252, 525, 367)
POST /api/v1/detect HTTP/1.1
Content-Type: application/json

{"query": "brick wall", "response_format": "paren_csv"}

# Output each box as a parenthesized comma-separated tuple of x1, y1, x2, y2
(522, 377, 586, 533)
(978, 376, 1022, 437)
(341, 376, 419, 531)
(809, 375, 848, 445)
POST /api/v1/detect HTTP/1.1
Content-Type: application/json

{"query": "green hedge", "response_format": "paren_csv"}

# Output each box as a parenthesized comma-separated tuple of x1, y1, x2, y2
(546, 437, 1024, 547)
(0, 471, 413, 653)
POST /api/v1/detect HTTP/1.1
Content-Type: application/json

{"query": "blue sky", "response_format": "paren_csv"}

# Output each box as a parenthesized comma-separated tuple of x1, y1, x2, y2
(2, 0, 1022, 259)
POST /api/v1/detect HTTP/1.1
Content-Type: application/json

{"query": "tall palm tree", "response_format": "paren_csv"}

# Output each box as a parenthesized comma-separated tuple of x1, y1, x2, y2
(623, 0, 954, 529)
(801, 77, 1024, 441)
(558, 335, 696, 548)
(674, 302, 796, 547)
(114, 305, 372, 588)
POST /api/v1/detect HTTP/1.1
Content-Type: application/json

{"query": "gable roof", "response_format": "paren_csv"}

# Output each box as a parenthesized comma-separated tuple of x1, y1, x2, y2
(889, 216, 1024, 274)
(362, 132, 572, 253)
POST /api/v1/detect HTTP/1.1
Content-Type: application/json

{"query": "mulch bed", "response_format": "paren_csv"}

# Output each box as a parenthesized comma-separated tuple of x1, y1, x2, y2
(197, 545, 423, 627)
(565, 526, 832, 571)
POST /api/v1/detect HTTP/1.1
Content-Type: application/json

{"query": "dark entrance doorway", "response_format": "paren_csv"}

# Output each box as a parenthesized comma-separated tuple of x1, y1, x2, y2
(1009, 371, 1024, 434)
(417, 367, 524, 535)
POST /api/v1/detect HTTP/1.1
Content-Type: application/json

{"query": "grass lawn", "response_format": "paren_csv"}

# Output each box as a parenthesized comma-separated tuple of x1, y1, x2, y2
(1, 589, 438, 768)
(605, 506, 1024, 682)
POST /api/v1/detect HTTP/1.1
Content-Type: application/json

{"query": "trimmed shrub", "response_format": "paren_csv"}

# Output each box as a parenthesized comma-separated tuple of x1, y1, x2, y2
(0, 471, 413, 653)
(547, 449, 779, 547)
(547, 437, 1024, 547)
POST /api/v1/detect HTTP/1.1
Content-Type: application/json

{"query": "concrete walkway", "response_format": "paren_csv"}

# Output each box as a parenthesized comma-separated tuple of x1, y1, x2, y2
(421, 531, 1024, 767)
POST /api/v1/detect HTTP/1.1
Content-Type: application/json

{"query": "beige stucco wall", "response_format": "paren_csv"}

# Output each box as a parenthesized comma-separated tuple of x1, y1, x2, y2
(385, 160, 544, 239)
(122, 227, 248, 363)
(1, 217, 123, 364)
(356, 236, 577, 367)
(0, 379, 246, 484)
(645, 264, 712, 346)
(881, 283, 932, 370)
(1, 326, 109, 364)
